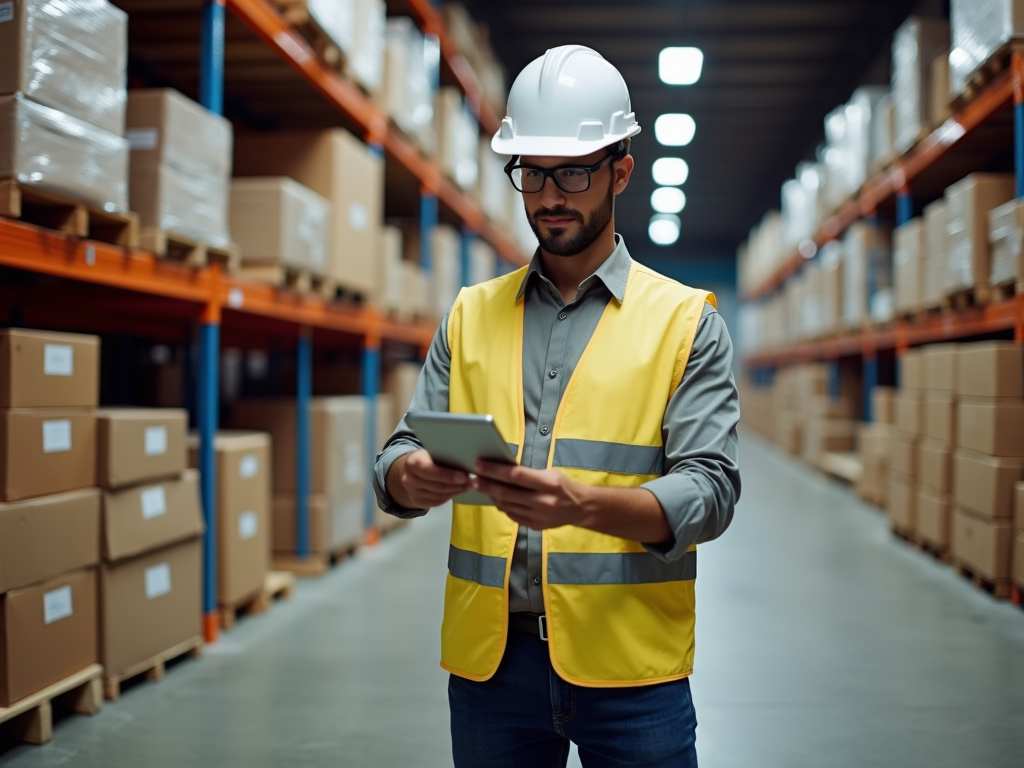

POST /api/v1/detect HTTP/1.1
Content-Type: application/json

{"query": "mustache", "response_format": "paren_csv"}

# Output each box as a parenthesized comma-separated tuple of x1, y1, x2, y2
(533, 206, 584, 223)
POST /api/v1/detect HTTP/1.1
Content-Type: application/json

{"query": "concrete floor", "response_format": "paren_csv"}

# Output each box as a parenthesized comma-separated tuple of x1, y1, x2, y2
(2, 431, 1023, 767)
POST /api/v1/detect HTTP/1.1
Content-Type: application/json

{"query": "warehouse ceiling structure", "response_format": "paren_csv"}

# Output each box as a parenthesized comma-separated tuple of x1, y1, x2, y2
(462, 0, 921, 262)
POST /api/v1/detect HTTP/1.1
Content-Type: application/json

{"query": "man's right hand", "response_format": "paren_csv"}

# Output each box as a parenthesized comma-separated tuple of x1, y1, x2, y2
(386, 450, 472, 510)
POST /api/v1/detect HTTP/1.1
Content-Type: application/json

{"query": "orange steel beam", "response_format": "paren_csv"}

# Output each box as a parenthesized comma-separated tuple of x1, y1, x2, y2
(744, 70, 1015, 302)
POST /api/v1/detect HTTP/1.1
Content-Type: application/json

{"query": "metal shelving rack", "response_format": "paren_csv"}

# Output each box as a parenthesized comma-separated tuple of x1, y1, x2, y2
(742, 53, 1024, 419)
(0, 0, 527, 643)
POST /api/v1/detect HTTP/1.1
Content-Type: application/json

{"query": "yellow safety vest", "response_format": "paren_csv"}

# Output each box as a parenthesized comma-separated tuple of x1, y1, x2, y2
(442, 261, 714, 688)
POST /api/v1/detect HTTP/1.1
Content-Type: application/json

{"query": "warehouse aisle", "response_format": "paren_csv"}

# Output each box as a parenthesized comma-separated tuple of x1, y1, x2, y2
(4, 433, 1024, 768)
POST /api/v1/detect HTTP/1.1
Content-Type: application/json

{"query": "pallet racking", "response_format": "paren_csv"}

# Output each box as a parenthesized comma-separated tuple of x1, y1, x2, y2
(0, 0, 528, 642)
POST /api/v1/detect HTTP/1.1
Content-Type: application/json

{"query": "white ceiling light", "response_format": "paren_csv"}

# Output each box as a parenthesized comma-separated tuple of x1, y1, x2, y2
(652, 157, 689, 186)
(649, 214, 681, 246)
(651, 187, 686, 214)
(659, 47, 704, 85)
(654, 114, 696, 146)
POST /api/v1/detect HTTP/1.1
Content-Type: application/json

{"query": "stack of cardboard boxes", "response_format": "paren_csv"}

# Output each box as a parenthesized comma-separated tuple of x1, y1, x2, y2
(95, 408, 203, 695)
(888, 349, 926, 535)
(188, 432, 271, 623)
(916, 345, 958, 553)
(951, 343, 1024, 588)
(233, 398, 367, 564)
(1014, 482, 1024, 593)
(856, 386, 895, 508)
(0, 329, 101, 708)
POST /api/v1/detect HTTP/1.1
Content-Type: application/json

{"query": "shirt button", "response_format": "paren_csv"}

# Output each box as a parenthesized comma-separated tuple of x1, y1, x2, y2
(558, 311, 567, 320)
(549, 369, 558, 379)
(540, 425, 550, 435)
(533, 576, 542, 586)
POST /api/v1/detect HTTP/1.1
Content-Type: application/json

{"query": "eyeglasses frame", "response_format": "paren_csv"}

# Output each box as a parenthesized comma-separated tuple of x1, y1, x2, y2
(503, 150, 625, 194)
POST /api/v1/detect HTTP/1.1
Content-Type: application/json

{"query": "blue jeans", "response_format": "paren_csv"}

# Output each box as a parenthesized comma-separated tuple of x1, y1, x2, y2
(449, 627, 698, 767)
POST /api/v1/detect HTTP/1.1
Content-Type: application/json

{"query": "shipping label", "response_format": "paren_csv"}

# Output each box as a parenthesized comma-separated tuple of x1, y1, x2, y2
(239, 454, 259, 479)
(43, 585, 73, 624)
(348, 202, 369, 232)
(42, 419, 72, 453)
(140, 486, 168, 520)
(145, 563, 172, 599)
(126, 127, 159, 151)
(0, 3, 13, 24)
(238, 511, 259, 541)
(145, 425, 168, 456)
(43, 344, 74, 376)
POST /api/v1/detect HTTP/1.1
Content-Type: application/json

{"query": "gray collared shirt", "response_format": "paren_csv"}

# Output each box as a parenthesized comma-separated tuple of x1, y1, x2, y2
(373, 235, 741, 613)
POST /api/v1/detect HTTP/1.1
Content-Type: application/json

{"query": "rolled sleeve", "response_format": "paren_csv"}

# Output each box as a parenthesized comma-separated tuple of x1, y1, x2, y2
(372, 308, 453, 518)
(641, 306, 741, 562)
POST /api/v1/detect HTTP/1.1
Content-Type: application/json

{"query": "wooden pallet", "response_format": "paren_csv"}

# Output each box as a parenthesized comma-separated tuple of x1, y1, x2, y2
(1012, 583, 1024, 608)
(271, 0, 347, 72)
(139, 227, 240, 272)
(218, 570, 297, 631)
(272, 540, 361, 578)
(990, 279, 1024, 304)
(819, 451, 862, 484)
(103, 635, 203, 702)
(952, 40, 1024, 111)
(916, 537, 951, 564)
(0, 664, 103, 745)
(890, 523, 919, 546)
(0, 180, 139, 248)
(941, 285, 991, 311)
(954, 564, 1012, 599)
(237, 264, 332, 296)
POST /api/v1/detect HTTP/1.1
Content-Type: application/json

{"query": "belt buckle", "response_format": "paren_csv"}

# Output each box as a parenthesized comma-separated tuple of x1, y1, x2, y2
(538, 614, 548, 642)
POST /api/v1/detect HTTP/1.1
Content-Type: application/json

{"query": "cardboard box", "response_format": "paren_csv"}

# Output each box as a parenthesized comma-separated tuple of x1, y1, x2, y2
(1013, 529, 1024, 586)
(273, 493, 333, 554)
(944, 173, 1015, 293)
(988, 199, 1024, 287)
(0, 489, 100, 594)
(188, 432, 270, 607)
(1017, 481, 1024, 530)
(954, 449, 1024, 519)
(102, 469, 203, 563)
(372, 225, 404, 313)
(923, 199, 949, 308)
(0, 567, 97, 707)
(233, 130, 383, 295)
(230, 177, 331, 277)
(955, 342, 1023, 399)
(888, 473, 916, 531)
(892, 17, 950, 154)
(919, 438, 953, 495)
(0, 409, 96, 502)
(0, 0, 127, 136)
(126, 89, 232, 179)
(99, 537, 201, 678)
(96, 408, 188, 489)
(917, 485, 951, 549)
(129, 163, 230, 248)
(952, 506, 1012, 581)
(0, 329, 100, 408)
(871, 386, 897, 425)
(807, 395, 854, 419)
(956, 398, 1024, 456)
(922, 344, 958, 394)
(894, 390, 925, 436)
(382, 363, 422, 418)
(890, 433, 918, 478)
(802, 417, 857, 466)
(899, 349, 926, 390)
(894, 218, 924, 313)
(929, 53, 951, 127)
(924, 391, 956, 444)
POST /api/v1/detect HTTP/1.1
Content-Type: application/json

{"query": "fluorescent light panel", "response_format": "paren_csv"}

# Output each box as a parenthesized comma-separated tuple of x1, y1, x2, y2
(652, 158, 689, 186)
(649, 214, 680, 246)
(654, 114, 696, 146)
(651, 187, 686, 214)
(659, 47, 704, 85)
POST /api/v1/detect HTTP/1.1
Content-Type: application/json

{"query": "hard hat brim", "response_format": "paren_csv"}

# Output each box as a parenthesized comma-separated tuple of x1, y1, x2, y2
(491, 125, 640, 158)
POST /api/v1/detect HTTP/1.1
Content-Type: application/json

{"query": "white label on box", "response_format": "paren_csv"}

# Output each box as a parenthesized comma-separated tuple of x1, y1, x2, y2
(126, 127, 159, 151)
(145, 425, 168, 456)
(43, 586, 73, 624)
(145, 563, 172, 600)
(348, 202, 369, 232)
(343, 442, 363, 485)
(239, 454, 259, 479)
(42, 419, 72, 453)
(43, 344, 74, 376)
(238, 511, 259, 541)
(140, 486, 167, 520)
(0, 2, 13, 23)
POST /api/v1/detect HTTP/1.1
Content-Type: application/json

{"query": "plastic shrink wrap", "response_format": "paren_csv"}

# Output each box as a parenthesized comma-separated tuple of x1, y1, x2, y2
(0, 0, 127, 136)
(379, 18, 438, 155)
(0, 92, 128, 211)
(346, 0, 385, 94)
(949, 0, 1024, 96)
(988, 200, 1024, 286)
(308, 0, 356, 56)
(892, 17, 950, 155)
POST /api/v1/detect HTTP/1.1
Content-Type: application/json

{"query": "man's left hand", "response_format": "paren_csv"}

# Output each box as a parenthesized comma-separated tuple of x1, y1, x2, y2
(472, 460, 590, 530)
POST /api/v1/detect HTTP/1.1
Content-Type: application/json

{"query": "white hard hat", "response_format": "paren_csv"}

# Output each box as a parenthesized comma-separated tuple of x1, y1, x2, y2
(492, 45, 641, 158)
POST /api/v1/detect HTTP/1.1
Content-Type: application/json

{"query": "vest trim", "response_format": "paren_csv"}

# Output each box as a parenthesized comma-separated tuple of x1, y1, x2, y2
(448, 544, 506, 588)
(547, 550, 697, 585)
(552, 438, 665, 476)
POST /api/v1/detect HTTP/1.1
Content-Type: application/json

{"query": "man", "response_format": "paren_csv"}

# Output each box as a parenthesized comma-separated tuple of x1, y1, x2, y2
(374, 45, 740, 767)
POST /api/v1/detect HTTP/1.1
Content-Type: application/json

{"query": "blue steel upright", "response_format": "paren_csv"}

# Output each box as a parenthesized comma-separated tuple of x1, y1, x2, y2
(200, 1, 225, 115)
(420, 192, 438, 273)
(863, 356, 878, 423)
(896, 191, 913, 226)
(296, 332, 312, 558)
(460, 227, 475, 287)
(1016, 92, 1024, 198)
(362, 342, 382, 530)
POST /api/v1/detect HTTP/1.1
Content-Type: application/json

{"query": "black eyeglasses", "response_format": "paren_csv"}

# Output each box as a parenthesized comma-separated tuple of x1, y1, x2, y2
(504, 153, 619, 194)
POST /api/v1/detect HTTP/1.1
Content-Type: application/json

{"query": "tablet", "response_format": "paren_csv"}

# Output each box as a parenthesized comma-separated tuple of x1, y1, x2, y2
(405, 411, 517, 506)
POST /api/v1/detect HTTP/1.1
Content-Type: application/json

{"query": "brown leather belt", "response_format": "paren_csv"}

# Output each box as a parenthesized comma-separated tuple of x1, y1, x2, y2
(509, 612, 548, 641)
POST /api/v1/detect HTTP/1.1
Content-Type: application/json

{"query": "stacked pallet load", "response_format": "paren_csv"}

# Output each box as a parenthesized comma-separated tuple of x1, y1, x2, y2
(916, 345, 959, 556)
(856, 387, 896, 508)
(345, 0, 387, 95)
(442, 3, 508, 118)
(126, 89, 235, 266)
(0, 329, 103, 742)
(0, 0, 132, 244)
(988, 197, 1024, 300)
(373, 394, 405, 535)
(95, 408, 203, 701)
(892, 16, 950, 154)
(434, 87, 480, 191)
(232, 398, 368, 575)
(951, 343, 1024, 596)
(378, 17, 438, 155)
(888, 349, 926, 539)
(943, 173, 1014, 306)
(949, 0, 1024, 103)
(187, 432, 275, 630)
(923, 199, 949, 311)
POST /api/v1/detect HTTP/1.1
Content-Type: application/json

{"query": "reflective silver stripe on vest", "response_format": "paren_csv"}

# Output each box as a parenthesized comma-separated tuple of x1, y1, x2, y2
(448, 544, 506, 588)
(552, 438, 665, 476)
(547, 550, 696, 585)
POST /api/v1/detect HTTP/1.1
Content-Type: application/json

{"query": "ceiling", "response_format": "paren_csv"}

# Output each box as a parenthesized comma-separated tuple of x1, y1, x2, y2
(461, 0, 923, 263)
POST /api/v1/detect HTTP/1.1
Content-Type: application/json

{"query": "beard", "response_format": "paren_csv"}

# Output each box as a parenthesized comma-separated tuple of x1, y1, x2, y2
(526, 179, 615, 257)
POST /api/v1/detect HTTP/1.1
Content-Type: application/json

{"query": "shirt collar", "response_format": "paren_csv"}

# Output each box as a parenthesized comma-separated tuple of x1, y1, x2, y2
(515, 234, 633, 303)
